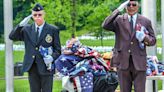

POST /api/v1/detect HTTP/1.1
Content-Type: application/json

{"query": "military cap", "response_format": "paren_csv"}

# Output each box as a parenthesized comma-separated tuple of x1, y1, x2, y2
(32, 3, 44, 11)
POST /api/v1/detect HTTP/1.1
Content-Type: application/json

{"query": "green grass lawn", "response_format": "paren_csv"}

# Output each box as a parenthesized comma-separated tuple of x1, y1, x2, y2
(80, 39, 115, 46)
(0, 80, 62, 92)
(0, 51, 163, 91)
(0, 51, 24, 78)
(0, 50, 62, 92)
(80, 37, 162, 47)
(0, 51, 5, 78)
(0, 38, 163, 91)
(12, 36, 162, 47)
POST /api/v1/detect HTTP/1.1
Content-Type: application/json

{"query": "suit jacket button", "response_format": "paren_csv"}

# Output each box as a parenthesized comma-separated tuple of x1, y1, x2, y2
(32, 55, 35, 58)
(131, 42, 133, 45)
(128, 50, 131, 53)
(35, 47, 38, 50)
(145, 42, 148, 45)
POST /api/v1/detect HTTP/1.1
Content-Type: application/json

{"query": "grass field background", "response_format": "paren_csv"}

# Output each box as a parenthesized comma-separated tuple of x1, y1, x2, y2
(0, 50, 62, 92)
(0, 38, 163, 92)
(0, 80, 62, 92)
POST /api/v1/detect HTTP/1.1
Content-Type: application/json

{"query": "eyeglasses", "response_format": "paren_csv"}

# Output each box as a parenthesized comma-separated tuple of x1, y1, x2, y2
(127, 3, 137, 7)
(33, 14, 42, 17)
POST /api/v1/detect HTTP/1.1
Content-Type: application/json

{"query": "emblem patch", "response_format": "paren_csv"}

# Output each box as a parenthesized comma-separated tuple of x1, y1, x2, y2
(45, 34, 53, 43)
(38, 7, 40, 10)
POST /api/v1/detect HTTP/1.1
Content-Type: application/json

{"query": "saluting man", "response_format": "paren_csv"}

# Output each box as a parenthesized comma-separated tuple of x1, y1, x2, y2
(9, 3, 61, 92)
(102, 0, 156, 92)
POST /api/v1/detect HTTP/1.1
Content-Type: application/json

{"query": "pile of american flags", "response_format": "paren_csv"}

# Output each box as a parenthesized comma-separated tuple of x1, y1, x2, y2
(55, 43, 112, 92)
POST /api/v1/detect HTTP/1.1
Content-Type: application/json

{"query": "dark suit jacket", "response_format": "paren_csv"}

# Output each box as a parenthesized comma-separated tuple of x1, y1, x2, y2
(9, 22, 61, 75)
(102, 10, 156, 71)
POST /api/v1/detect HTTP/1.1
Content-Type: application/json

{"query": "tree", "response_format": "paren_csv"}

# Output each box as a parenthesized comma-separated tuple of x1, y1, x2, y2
(13, 0, 34, 26)
(70, 0, 76, 36)
(77, 0, 119, 36)
(13, 0, 122, 42)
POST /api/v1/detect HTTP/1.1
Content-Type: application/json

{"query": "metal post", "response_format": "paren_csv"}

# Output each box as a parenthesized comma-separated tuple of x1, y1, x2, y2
(142, 0, 157, 92)
(142, 0, 157, 56)
(3, 0, 14, 92)
(161, 0, 164, 90)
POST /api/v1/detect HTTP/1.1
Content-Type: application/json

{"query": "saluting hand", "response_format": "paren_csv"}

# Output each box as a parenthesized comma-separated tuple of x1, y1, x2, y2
(19, 14, 32, 27)
(117, 0, 130, 12)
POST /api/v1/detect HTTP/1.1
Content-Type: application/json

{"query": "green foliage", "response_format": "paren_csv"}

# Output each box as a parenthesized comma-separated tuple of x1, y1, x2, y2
(13, 0, 121, 38)
(11, 0, 162, 44)
(156, 0, 161, 21)
(13, 0, 34, 26)
(0, 34, 4, 43)
(1, 0, 161, 43)
(33, 0, 72, 30)
(157, 38, 162, 47)
(81, 0, 119, 33)
(0, 0, 3, 34)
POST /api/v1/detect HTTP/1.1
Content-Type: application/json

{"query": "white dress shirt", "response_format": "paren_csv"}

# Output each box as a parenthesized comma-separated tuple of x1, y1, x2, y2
(128, 13, 138, 29)
(35, 22, 45, 37)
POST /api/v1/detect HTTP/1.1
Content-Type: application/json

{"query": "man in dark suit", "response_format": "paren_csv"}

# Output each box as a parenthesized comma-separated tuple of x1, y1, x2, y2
(102, 0, 156, 92)
(9, 3, 61, 92)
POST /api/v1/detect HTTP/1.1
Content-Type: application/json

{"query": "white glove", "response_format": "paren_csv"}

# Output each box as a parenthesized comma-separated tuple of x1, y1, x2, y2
(43, 55, 54, 64)
(19, 15, 32, 27)
(48, 47, 53, 55)
(43, 55, 54, 70)
(117, 0, 130, 12)
(136, 26, 146, 42)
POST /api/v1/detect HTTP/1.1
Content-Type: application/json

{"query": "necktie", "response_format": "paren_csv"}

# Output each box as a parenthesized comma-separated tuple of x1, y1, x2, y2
(130, 16, 133, 32)
(36, 27, 39, 42)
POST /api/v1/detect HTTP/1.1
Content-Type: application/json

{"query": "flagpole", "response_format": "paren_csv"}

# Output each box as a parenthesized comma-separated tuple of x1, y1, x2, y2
(4, 0, 14, 92)
(142, 0, 157, 92)
(161, 0, 164, 90)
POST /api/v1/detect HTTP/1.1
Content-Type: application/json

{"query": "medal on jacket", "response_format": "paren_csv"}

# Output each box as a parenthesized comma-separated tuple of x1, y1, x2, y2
(45, 34, 53, 43)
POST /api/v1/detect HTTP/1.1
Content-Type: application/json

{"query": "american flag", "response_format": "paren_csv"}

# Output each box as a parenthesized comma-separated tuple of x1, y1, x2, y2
(73, 73, 93, 92)
(55, 54, 83, 75)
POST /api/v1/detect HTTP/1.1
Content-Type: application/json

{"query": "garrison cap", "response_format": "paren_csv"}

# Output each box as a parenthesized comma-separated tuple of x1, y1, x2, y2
(32, 3, 44, 11)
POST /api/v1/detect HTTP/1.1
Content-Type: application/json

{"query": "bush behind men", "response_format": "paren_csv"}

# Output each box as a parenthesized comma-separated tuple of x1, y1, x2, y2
(9, 3, 61, 92)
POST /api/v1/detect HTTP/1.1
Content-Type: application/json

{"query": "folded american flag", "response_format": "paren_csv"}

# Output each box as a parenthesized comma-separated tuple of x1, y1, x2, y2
(55, 54, 83, 75)
(74, 73, 93, 92)
(75, 73, 93, 92)
(62, 73, 93, 92)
